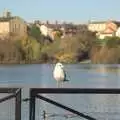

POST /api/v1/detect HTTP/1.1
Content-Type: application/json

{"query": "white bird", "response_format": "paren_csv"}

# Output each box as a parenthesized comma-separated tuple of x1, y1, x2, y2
(53, 62, 69, 87)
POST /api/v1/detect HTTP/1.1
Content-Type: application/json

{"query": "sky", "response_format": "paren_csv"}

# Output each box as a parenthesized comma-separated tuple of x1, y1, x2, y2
(0, 0, 119, 23)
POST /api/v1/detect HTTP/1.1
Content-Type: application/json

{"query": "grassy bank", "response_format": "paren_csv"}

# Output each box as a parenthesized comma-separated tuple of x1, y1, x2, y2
(90, 37, 120, 64)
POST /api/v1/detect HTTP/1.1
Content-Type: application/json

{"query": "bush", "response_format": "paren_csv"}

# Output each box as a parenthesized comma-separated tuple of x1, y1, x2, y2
(58, 31, 95, 62)
(0, 39, 24, 63)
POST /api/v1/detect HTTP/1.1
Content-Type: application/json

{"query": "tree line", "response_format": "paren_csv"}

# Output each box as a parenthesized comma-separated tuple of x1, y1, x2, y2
(0, 24, 96, 64)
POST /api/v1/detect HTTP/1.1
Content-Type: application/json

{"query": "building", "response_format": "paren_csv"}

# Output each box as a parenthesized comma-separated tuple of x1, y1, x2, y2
(96, 27, 116, 39)
(88, 21, 106, 32)
(0, 10, 27, 39)
(88, 20, 120, 39)
(116, 27, 120, 37)
(38, 24, 54, 40)
(35, 20, 88, 39)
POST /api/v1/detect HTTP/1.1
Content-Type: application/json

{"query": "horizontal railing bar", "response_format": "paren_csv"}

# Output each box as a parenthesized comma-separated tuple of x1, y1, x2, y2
(36, 95, 96, 120)
(0, 88, 19, 93)
(0, 94, 15, 103)
(30, 88, 120, 94)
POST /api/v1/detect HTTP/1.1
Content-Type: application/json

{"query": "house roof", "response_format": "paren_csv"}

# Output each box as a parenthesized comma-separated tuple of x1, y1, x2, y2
(0, 16, 26, 23)
(100, 27, 115, 34)
(89, 21, 107, 24)
(89, 20, 120, 26)
(0, 17, 14, 22)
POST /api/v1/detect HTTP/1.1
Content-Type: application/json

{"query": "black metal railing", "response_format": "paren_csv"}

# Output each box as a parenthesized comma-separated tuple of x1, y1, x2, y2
(29, 88, 120, 120)
(0, 88, 21, 120)
(1, 88, 120, 120)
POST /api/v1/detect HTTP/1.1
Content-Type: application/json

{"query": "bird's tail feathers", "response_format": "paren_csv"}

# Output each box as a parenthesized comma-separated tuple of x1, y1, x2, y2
(64, 79, 69, 82)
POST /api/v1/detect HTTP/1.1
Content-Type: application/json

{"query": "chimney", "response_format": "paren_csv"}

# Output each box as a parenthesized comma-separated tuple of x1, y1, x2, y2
(3, 9, 11, 18)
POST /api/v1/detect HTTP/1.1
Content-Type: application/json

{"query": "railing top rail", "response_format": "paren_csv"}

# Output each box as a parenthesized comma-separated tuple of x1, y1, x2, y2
(0, 88, 20, 93)
(30, 88, 120, 94)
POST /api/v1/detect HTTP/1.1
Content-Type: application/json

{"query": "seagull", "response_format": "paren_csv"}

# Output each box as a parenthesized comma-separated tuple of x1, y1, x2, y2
(53, 62, 69, 87)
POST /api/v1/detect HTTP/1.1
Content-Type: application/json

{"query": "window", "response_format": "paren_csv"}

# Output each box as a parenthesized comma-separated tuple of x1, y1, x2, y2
(14, 24, 16, 32)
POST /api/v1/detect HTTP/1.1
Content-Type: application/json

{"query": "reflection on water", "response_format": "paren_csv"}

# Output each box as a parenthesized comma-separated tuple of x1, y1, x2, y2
(95, 64, 120, 73)
(0, 64, 120, 119)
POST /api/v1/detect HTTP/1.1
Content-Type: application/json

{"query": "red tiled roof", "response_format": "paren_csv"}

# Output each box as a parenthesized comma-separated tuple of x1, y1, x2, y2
(101, 27, 114, 34)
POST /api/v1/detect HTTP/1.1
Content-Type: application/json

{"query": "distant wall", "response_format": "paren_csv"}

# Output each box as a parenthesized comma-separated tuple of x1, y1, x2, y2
(0, 21, 9, 34)
(10, 17, 27, 37)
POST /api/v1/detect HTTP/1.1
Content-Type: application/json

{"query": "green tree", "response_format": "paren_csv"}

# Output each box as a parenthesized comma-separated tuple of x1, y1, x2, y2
(20, 36, 41, 62)
(28, 24, 41, 41)
(30, 37, 41, 60)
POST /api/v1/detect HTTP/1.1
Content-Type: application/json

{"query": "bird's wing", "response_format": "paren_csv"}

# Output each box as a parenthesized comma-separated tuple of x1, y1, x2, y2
(63, 69, 69, 82)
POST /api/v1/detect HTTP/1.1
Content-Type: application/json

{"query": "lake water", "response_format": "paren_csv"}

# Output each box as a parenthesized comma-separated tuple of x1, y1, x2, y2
(0, 64, 120, 120)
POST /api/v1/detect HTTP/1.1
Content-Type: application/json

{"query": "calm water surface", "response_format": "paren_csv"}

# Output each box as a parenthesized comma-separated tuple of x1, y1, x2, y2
(0, 64, 120, 120)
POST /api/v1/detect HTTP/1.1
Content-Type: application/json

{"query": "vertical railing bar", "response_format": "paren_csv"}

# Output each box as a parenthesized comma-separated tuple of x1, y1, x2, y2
(15, 88, 21, 120)
(29, 90, 36, 120)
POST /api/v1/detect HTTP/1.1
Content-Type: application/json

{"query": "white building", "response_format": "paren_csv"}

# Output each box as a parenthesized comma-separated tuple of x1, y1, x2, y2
(88, 20, 120, 39)
(116, 27, 120, 37)
(39, 24, 54, 40)
(88, 21, 106, 32)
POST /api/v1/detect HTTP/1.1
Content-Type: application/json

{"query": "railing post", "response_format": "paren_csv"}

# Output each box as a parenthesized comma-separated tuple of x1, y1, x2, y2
(15, 89, 21, 120)
(29, 90, 36, 120)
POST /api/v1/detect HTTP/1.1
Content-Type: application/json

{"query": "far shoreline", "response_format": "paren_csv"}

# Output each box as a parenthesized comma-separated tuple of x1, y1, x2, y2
(0, 59, 91, 65)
